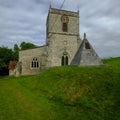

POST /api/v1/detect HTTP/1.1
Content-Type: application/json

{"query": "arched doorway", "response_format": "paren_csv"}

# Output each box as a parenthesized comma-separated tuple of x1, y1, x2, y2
(61, 55, 68, 66)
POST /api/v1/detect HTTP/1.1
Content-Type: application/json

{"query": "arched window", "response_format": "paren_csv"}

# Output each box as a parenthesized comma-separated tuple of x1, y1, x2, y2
(61, 15, 69, 32)
(62, 56, 64, 66)
(61, 56, 68, 66)
(62, 23, 68, 32)
(85, 42, 91, 49)
(31, 58, 39, 68)
(65, 56, 68, 65)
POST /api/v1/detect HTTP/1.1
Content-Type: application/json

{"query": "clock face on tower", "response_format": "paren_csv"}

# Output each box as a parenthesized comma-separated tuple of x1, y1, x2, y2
(61, 15, 69, 23)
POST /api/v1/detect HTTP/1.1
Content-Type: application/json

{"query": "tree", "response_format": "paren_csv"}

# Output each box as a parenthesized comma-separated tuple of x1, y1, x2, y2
(0, 42, 37, 75)
(14, 44, 19, 52)
(12, 42, 37, 61)
(0, 47, 14, 75)
(20, 42, 37, 50)
(13, 44, 20, 61)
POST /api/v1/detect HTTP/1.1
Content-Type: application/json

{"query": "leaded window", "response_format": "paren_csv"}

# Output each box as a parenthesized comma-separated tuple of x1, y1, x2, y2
(31, 58, 39, 68)
(61, 56, 68, 66)
(62, 23, 68, 32)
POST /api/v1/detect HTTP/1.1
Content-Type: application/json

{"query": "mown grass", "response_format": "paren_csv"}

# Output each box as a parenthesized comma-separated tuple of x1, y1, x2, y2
(0, 57, 120, 120)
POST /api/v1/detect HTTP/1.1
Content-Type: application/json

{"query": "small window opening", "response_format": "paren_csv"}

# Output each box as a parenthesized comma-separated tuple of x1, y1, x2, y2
(31, 58, 39, 68)
(85, 42, 91, 49)
(61, 56, 68, 66)
(62, 23, 68, 32)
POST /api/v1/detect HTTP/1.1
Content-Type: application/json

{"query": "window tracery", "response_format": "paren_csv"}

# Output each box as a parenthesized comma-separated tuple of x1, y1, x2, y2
(31, 58, 39, 68)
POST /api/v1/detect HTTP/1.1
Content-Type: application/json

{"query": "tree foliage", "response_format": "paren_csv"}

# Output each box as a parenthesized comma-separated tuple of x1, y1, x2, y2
(0, 47, 14, 68)
(0, 41, 37, 75)
(0, 47, 14, 75)
(20, 42, 37, 50)
(13, 44, 20, 61)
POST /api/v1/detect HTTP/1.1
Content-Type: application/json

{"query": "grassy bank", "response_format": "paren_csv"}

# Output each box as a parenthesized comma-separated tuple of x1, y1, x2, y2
(0, 57, 120, 120)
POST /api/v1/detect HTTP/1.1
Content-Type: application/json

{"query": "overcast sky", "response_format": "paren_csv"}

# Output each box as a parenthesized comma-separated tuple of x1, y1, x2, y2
(0, 0, 120, 58)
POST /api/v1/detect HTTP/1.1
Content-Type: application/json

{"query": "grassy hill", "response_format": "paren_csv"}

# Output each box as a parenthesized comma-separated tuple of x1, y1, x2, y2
(0, 57, 120, 120)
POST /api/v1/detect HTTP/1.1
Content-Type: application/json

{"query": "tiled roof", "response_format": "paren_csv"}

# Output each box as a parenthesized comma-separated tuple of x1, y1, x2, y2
(9, 61, 17, 70)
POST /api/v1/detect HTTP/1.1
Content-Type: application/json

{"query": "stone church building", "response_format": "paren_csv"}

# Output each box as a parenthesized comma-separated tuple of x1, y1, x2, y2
(15, 7, 103, 76)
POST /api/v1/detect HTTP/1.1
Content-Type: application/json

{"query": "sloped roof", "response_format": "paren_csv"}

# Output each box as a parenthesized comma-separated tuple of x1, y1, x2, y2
(71, 39, 84, 65)
(71, 34, 103, 66)
(9, 61, 17, 70)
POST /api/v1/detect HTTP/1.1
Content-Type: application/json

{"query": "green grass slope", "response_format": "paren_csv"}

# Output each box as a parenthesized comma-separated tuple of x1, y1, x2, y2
(0, 57, 120, 120)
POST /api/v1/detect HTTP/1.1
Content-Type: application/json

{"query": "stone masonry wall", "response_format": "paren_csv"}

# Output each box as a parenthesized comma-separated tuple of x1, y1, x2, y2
(19, 7, 81, 75)
(19, 46, 46, 75)
(48, 34, 79, 66)
(46, 8, 81, 66)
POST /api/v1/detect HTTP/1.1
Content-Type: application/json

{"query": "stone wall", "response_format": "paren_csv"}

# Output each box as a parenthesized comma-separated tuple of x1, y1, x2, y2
(9, 69, 15, 76)
(19, 46, 46, 75)
(48, 34, 80, 66)
(47, 8, 80, 42)
(46, 7, 81, 66)
(18, 7, 82, 76)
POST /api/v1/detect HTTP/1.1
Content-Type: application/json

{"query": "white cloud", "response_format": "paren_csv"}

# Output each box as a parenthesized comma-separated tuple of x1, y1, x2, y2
(0, 0, 120, 58)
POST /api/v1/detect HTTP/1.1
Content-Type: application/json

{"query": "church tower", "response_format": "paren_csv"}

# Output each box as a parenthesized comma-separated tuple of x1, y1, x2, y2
(46, 7, 81, 66)
(17, 6, 103, 76)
